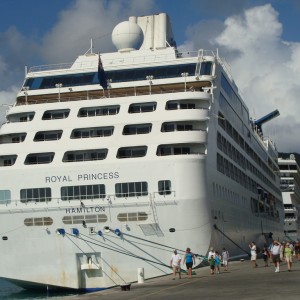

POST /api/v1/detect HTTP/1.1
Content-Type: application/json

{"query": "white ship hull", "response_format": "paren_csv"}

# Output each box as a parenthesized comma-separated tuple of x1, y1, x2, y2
(0, 13, 284, 291)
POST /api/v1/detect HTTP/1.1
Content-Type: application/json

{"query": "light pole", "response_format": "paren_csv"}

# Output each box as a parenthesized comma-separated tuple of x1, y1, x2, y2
(146, 75, 153, 94)
(55, 83, 63, 102)
(181, 72, 188, 92)
(22, 86, 29, 105)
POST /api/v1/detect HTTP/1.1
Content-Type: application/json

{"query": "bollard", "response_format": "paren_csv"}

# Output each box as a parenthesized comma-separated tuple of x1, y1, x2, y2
(137, 267, 144, 283)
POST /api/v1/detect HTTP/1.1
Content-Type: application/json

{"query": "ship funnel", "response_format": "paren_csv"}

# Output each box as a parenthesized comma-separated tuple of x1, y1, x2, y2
(254, 109, 280, 132)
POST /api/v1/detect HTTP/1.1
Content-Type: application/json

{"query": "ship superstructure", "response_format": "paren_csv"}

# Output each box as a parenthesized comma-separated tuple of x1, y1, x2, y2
(0, 13, 284, 291)
(278, 155, 300, 241)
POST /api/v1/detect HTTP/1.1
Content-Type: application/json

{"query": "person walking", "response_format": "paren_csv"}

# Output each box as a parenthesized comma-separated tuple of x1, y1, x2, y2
(294, 241, 300, 260)
(170, 249, 182, 279)
(270, 240, 282, 272)
(221, 247, 229, 271)
(262, 244, 269, 267)
(208, 254, 215, 275)
(183, 247, 195, 278)
(249, 242, 258, 267)
(215, 251, 221, 274)
(284, 242, 293, 272)
(208, 247, 215, 259)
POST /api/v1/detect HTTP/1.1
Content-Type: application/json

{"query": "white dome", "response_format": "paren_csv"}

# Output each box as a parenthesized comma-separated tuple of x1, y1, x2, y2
(112, 21, 144, 51)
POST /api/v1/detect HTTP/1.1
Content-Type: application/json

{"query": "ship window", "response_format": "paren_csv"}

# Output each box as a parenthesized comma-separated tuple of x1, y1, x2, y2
(117, 146, 147, 158)
(200, 61, 213, 75)
(161, 122, 193, 132)
(218, 112, 226, 129)
(62, 214, 108, 224)
(117, 212, 148, 222)
(158, 180, 172, 195)
(34, 130, 63, 141)
(128, 102, 156, 113)
(123, 124, 152, 135)
(7, 112, 35, 123)
(166, 101, 195, 110)
(62, 149, 108, 162)
(24, 152, 54, 165)
(71, 126, 114, 138)
(24, 217, 53, 226)
(24, 63, 197, 89)
(0, 133, 26, 144)
(0, 190, 11, 204)
(157, 144, 205, 156)
(20, 187, 51, 203)
(0, 155, 17, 166)
(42, 109, 70, 120)
(115, 182, 148, 198)
(61, 184, 106, 201)
(78, 105, 120, 117)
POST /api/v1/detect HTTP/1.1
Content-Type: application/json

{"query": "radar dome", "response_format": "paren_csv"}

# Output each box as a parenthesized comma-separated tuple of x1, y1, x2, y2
(112, 21, 143, 51)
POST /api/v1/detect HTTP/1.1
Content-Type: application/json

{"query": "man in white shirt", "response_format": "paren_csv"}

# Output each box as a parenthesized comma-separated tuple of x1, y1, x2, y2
(270, 241, 282, 272)
(170, 250, 182, 279)
(208, 247, 215, 259)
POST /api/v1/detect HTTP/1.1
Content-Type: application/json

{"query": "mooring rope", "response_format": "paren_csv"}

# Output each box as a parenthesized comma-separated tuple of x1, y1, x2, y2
(65, 234, 119, 285)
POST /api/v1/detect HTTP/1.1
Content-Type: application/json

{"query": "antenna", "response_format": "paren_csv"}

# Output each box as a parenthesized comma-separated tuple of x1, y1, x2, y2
(84, 38, 94, 55)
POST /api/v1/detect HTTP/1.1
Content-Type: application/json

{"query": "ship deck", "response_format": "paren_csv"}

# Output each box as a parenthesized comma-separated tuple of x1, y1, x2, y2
(16, 81, 212, 105)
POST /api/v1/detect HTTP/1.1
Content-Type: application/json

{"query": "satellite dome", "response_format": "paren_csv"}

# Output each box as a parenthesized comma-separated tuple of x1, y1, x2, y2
(112, 21, 144, 51)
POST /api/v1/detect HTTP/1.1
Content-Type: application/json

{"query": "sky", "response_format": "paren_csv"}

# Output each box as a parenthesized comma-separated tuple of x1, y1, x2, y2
(0, 0, 299, 154)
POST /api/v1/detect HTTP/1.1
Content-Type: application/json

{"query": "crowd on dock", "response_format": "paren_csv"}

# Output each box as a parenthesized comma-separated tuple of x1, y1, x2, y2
(169, 240, 300, 279)
(249, 240, 300, 272)
(170, 247, 230, 279)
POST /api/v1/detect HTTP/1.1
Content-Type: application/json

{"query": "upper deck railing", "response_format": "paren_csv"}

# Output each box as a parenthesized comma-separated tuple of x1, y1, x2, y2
(27, 50, 218, 74)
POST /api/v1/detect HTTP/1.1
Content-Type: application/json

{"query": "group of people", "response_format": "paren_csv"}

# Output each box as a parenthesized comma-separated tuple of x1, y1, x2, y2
(208, 247, 230, 275)
(249, 240, 300, 272)
(170, 248, 195, 279)
(170, 240, 300, 280)
(170, 247, 230, 280)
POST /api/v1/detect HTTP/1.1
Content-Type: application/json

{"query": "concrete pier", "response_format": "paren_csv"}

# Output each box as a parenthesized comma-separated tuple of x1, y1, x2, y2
(67, 259, 300, 300)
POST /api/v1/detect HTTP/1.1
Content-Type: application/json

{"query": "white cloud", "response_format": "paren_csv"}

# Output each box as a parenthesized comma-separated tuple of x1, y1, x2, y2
(41, 0, 157, 63)
(181, 4, 300, 152)
(0, 86, 19, 122)
(0, 0, 157, 123)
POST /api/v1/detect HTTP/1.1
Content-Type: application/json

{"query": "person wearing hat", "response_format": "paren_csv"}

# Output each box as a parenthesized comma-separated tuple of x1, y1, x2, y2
(170, 249, 182, 279)
(270, 240, 282, 272)
(284, 242, 293, 272)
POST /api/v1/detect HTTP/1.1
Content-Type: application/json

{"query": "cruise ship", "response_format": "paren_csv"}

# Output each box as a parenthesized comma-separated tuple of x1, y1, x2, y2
(278, 154, 300, 241)
(0, 13, 284, 291)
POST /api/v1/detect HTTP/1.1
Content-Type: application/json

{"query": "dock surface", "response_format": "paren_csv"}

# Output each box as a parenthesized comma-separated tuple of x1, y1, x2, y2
(67, 259, 300, 300)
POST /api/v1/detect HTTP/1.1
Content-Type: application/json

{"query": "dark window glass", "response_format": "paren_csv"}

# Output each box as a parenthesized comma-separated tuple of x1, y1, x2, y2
(117, 146, 147, 158)
(61, 184, 105, 201)
(158, 180, 172, 195)
(34, 131, 62, 141)
(115, 182, 148, 198)
(25, 153, 54, 165)
(128, 102, 157, 113)
(42, 109, 70, 120)
(63, 149, 108, 162)
(20, 188, 51, 203)
(123, 124, 152, 135)
(24, 64, 197, 90)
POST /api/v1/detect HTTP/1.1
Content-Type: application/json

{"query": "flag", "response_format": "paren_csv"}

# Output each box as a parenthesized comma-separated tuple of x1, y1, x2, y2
(98, 53, 108, 90)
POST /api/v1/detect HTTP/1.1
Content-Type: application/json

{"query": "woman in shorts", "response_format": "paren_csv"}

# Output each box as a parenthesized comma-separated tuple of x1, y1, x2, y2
(284, 242, 293, 271)
(183, 248, 195, 278)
